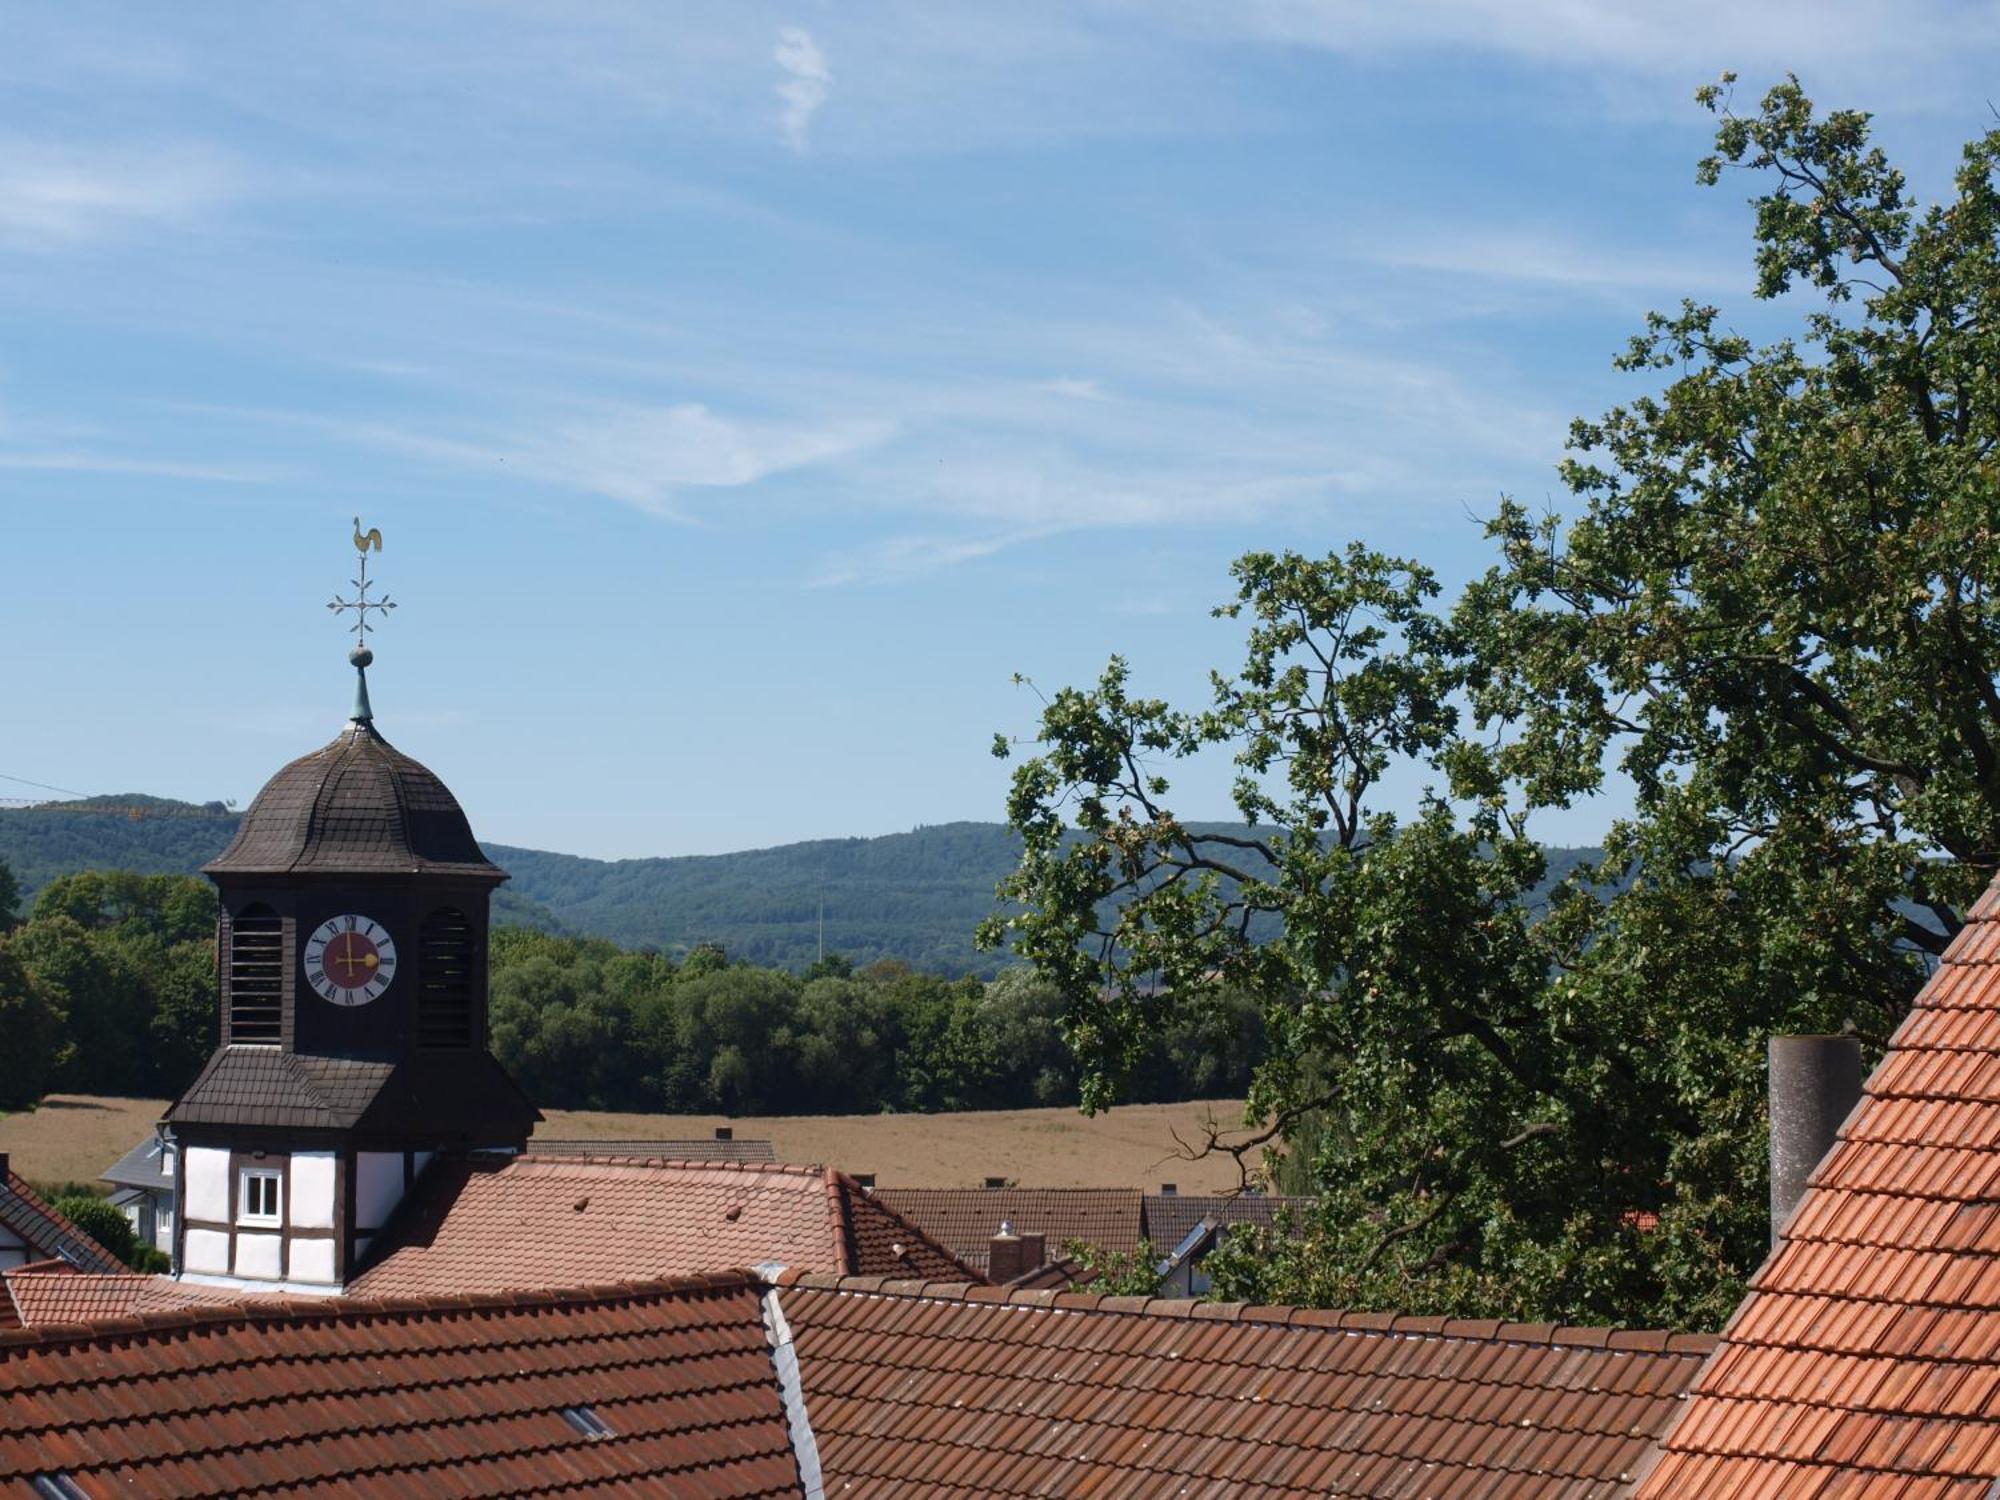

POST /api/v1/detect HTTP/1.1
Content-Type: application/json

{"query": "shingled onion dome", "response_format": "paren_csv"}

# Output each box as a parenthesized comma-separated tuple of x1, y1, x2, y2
(203, 645, 503, 882)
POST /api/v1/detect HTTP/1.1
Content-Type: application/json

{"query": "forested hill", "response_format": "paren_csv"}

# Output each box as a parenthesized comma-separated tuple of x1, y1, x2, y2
(0, 797, 1606, 976)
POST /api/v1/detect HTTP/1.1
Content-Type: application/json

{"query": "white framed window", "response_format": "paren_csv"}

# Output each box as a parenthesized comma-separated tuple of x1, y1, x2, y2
(238, 1168, 283, 1226)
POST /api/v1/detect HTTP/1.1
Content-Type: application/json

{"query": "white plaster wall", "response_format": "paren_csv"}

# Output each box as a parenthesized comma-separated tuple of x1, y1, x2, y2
(290, 1150, 337, 1230)
(289, 1238, 337, 1283)
(355, 1152, 404, 1230)
(184, 1227, 230, 1274)
(234, 1232, 282, 1280)
(184, 1145, 231, 1223)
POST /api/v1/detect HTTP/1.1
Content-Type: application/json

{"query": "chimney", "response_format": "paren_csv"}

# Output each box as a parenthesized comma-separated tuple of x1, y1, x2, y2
(1018, 1230, 1046, 1271)
(1769, 1034, 1864, 1246)
(1159, 1183, 1177, 1196)
(714, 1126, 733, 1142)
(988, 1220, 1028, 1283)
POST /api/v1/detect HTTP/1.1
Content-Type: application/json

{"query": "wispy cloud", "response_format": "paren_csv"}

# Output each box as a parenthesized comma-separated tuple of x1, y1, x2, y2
(1042, 376, 1110, 401)
(808, 528, 1047, 587)
(0, 451, 274, 482)
(0, 139, 236, 248)
(349, 402, 895, 519)
(774, 27, 831, 151)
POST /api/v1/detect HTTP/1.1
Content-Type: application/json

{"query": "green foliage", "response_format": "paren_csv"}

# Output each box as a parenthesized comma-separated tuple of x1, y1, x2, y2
(484, 927, 1257, 1117)
(0, 873, 217, 1101)
(50, 1191, 139, 1267)
(0, 857, 19, 931)
(986, 81, 2000, 1330)
(1062, 1237, 1162, 1297)
(0, 944, 63, 1110)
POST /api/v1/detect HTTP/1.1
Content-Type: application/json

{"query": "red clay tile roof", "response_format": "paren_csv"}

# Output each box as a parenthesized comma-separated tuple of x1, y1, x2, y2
(0, 1272, 802, 1498)
(1144, 1192, 1313, 1251)
(1, 1264, 254, 1327)
(775, 1271, 1716, 1498)
(350, 1154, 979, 1298)
(0, 1172, 125, 1275)
(1637, 879, 2000, 1499)
(872, 1186, 1143, 1273)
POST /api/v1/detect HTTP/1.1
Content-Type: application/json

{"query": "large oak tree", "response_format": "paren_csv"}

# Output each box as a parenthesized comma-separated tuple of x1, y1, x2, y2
(984, 78, 2000, 1328)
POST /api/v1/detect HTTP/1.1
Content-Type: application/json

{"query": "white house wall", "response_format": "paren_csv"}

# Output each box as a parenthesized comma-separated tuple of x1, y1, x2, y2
(183, 1146, 231, 1223)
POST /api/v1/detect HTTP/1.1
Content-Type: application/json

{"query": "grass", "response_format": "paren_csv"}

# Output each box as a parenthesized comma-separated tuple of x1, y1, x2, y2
(0, 1094, 1266, 1193)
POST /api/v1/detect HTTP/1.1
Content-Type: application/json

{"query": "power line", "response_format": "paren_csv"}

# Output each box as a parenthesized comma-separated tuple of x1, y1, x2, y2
(0, 771, 91, 798)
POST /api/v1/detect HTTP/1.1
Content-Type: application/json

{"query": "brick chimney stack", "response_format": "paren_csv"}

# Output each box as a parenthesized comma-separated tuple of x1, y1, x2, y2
(988, 1221, 1048, 1283)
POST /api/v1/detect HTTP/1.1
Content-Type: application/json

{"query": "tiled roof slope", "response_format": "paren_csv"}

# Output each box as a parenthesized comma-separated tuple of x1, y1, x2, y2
(2, 1265, 253, 1328)
(0, 1273, 803, 1498)
(1637, 879, 2000, 1499)
(351, 1155, 979, 1298)
(531, 1136, 779, 1163)
(0, 1170, 124, 1275)
(775, 1272, 1715, 1498)
(872, 1186, 1142, 1273)
(1145, 1192, 1313, 1251)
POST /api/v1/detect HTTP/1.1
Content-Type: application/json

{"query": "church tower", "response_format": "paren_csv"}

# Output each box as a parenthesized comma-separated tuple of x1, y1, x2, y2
(163, 526, 537, 1292)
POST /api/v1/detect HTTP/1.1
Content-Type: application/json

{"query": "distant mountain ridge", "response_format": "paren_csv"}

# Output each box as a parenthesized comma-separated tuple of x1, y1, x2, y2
(0, 796, 1608, 978)
(0, 797, 1035, 973)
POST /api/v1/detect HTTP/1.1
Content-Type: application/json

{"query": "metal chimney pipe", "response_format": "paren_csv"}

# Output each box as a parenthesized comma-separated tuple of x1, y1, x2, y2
(1768, 1035, 1863, 1247)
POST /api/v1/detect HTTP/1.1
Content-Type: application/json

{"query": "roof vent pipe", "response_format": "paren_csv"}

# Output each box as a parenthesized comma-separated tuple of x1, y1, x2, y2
(1768, 1034, 1864, 1247)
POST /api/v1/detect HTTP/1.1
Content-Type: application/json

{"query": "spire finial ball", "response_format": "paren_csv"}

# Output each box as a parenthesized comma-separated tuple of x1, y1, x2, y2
(350, 645, 374, 669)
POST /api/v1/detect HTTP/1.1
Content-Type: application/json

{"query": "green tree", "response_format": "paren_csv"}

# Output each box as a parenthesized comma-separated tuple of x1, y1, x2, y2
(50, 1192, 140, 1267)
(7, 915, 154, 1097)
(0, 945, 64, 1109)
(986, 79, 2000, 1329)
(0, 857, 20, 931)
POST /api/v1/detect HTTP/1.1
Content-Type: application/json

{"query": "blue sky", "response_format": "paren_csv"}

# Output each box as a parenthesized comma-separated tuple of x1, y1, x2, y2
(3, 3, 1996, 858)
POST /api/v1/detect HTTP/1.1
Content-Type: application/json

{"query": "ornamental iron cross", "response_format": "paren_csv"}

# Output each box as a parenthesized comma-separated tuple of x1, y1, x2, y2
(327, 516, 396, 647)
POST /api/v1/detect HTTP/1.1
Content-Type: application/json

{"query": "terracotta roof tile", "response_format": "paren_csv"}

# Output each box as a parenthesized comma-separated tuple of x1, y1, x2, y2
(0, 1273, 800, 1498)
(871, 1187, 1143, 1272)
(1, 1266, 257, 1327)
(773, 1271, 1714, 1498)
(1637, 871, 2000, 1498)
(0, 1171, 124, 1275)
(350, 1155, 978, 1298)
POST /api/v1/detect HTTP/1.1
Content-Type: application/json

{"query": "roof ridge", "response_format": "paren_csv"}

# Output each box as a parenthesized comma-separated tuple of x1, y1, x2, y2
(515, 1152, 818, 1174)
(768, 1270, 1718, 1353)
(0, 1269, 765, 1353)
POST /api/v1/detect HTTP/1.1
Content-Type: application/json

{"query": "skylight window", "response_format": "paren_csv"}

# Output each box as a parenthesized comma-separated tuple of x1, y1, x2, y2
(559, 1405, 615, 1440)
(31, 1475, 90, 1499)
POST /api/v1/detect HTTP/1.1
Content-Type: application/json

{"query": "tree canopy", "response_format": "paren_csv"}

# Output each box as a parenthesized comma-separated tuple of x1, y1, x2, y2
(985, 77, 2000, 1329)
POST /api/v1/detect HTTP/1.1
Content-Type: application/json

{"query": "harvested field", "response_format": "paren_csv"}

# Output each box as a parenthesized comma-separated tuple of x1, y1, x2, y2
(0, 1094, 1266, 1193)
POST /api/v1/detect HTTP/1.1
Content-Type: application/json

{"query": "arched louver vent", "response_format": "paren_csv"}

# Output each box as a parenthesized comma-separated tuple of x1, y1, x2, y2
(418, 907, 476, 1047)
(227, 904, 284, 1043)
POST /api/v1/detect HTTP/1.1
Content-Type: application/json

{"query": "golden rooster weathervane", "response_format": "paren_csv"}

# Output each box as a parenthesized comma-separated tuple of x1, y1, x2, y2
(327, 517, 396, 650)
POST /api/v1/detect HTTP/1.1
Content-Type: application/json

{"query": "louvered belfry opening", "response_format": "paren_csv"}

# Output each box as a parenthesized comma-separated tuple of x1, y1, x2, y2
(226, 904, 285, 1043)
(418, 906, 476, 1047)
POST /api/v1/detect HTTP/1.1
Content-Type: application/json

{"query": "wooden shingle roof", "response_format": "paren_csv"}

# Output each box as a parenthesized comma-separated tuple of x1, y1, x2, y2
(204, 719, 503, 880)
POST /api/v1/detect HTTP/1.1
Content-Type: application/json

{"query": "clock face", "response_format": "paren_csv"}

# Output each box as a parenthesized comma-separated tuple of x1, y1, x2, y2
(304, 914, 398, 1006)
